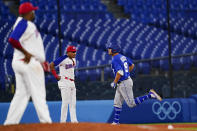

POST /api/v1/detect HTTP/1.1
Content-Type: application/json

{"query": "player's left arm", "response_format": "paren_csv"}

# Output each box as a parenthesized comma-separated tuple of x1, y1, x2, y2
(127, 57, 134, 72)
(129, 64, 134, 72)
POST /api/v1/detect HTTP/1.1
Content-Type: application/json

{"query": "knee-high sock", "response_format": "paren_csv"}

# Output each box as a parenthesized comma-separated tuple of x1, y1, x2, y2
(134, 93, 151, 105)
(113, 107, 122, 124)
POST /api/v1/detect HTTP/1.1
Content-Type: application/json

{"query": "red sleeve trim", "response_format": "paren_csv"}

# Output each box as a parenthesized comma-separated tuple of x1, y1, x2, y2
(8, 38, 22, 49)
(51, 69, 58, 79)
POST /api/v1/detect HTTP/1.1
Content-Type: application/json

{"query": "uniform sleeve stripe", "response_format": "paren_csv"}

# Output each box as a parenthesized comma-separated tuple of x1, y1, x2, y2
(9, 19, 28, 41)
(53, 55, 67, 66)
(8, 38, 22, 49)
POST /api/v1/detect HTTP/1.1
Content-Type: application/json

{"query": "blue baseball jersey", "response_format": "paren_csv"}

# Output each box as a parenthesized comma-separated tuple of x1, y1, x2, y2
(111, 54, 133, 82)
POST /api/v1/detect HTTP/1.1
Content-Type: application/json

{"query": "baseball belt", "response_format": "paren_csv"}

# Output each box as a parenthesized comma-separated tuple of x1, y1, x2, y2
(65, 77, 74, 81)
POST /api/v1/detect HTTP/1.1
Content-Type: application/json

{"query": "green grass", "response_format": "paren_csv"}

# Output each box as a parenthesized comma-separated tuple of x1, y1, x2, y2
(177, 128, 197, 130)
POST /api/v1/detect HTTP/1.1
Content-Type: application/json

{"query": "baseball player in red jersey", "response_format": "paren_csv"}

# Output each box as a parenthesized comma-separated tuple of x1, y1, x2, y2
(50, 46, 78, 123)
(4, 2, 52, 125)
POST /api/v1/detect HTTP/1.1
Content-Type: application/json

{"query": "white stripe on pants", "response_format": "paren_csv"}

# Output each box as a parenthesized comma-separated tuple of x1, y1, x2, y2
(60, 87, 78, 123)
(4, 58, 52, 125)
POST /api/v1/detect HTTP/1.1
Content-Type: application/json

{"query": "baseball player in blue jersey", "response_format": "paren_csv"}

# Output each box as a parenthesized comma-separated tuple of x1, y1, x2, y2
(4, 2, 52, 125)
(50, 45, 78, 123)
(107, 43, 162, 125)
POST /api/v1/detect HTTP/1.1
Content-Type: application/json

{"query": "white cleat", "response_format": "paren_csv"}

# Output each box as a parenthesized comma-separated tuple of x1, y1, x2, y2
(71, 121, 79, 124)
(150, 89, 162, 101)
(111, 122, 119, 125)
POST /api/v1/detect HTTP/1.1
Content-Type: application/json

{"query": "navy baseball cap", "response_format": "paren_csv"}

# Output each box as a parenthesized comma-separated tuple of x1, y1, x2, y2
(106, 42, 121, 53)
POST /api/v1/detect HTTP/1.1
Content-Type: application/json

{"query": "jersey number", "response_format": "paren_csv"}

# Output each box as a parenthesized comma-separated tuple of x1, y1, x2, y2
(124, 62, 129, 72)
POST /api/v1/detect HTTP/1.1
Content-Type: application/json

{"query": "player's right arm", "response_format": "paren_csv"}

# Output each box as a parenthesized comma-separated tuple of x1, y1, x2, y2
(9, 38, 32, 63)
(110, 60, 123, 88)
(50, 55, 67, 81)
(50, 62, 61, 81)
(9, 19, 32, 63)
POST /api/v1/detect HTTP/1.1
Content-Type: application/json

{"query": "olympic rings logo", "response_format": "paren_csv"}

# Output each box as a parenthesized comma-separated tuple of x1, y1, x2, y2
(152, 101, 181, 120)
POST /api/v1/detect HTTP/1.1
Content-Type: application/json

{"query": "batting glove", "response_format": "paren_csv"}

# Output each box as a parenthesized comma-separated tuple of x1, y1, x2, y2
(111, 82, 117, 89)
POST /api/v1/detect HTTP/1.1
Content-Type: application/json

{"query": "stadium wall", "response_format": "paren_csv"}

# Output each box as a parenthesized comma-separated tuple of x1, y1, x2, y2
(1, 97, 197, 125)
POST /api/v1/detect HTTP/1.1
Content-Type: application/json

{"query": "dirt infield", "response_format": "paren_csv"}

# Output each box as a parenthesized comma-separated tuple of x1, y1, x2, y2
(0, 122, 195, 131)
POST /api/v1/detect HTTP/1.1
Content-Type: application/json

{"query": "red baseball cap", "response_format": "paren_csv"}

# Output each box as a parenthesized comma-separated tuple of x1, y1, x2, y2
(66, 46, 77, 52)
(19, 2, 38, 15)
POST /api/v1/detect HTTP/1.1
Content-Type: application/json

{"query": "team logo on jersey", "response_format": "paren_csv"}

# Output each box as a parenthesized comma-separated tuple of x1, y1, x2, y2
(152, 101, 181, 120)
(120, 56, 127, 62)
(65, 64, 74, 69)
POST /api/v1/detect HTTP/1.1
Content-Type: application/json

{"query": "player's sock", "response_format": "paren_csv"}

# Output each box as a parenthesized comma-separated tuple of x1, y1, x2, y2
(134, 93, 151, 105)
(113, 107, 122, 124)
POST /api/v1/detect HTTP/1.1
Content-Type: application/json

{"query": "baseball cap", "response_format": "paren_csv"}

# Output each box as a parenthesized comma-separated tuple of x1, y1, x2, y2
(106, 42, 121, 53)
(66, 46, 77, 52)
(19, 2, 38, 15)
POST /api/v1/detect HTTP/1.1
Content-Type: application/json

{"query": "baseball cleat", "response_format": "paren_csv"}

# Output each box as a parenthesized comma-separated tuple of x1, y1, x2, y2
(71, 121, 79, 124)
(111, 122, 119, 125)
(149, 89, 162, 101)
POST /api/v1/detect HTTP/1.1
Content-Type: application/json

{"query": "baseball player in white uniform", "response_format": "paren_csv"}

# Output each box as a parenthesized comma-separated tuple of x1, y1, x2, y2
(50, 45, 78, 123)
(4, 2, 52, 125)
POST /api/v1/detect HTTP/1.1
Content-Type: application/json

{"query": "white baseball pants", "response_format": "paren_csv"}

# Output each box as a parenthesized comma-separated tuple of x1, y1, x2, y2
(114, 78, 136, 108)
(4, 58, 52, 125)
(59, 86, 78, 123)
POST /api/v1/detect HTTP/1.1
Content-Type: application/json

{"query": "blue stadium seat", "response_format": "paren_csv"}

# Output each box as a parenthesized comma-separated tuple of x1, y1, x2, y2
(1, 0, 197, 83)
